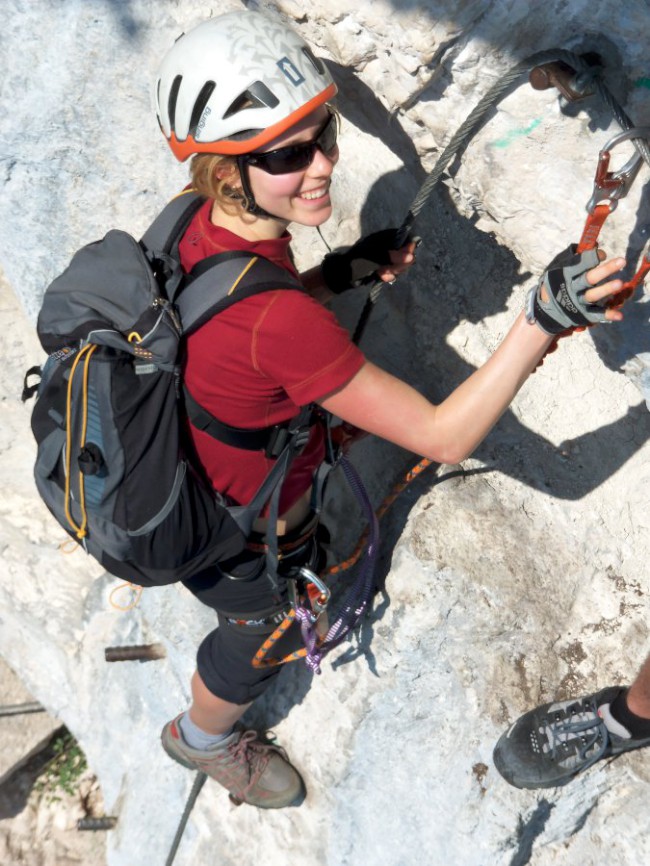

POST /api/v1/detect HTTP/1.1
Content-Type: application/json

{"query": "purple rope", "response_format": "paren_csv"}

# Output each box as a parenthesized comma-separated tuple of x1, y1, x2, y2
(295, 606, 323, 674)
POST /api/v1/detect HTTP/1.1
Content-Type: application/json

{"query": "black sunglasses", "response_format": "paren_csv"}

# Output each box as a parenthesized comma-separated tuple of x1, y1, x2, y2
(243, 111, 338, 176)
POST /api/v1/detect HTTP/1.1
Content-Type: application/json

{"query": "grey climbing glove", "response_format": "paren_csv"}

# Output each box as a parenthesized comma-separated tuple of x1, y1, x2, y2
(321, 229, 402, 294)
(526, 244, 607, 335)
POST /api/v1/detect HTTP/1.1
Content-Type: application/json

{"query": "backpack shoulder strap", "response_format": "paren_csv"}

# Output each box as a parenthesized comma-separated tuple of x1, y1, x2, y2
(176, 252, 320, 555)
(140, 190, 205, 255)
(227, 403, 315, 540)
(179, 252, 313, 460)
(177, 252, 305, 336)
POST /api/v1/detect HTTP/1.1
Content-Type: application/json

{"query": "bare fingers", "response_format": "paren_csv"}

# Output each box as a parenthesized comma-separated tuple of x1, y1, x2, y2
(583, 256, 626, 321)
(378, 241, 418, 283)
(585, 255, 625, 287)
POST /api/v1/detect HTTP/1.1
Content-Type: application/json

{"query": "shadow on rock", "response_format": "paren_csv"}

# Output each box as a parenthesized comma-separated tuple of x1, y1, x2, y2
(0, 726, 66, 820)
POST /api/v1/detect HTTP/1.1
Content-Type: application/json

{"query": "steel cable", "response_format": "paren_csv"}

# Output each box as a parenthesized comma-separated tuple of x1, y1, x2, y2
(359, 48, 650, 324)
(402, 49, 648, 236)
(165, 772, 207, 866)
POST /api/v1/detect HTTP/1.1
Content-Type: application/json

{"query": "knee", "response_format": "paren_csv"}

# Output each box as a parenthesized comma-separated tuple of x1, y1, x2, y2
(196, 616, 285, 705)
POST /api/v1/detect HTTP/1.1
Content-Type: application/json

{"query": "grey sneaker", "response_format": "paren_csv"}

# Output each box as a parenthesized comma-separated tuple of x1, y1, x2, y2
(493, 686, 650, 789)
(161, 715, 305, 808)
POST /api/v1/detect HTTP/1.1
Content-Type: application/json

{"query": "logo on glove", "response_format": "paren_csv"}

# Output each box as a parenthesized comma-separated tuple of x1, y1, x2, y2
(557, 284, 578, 314)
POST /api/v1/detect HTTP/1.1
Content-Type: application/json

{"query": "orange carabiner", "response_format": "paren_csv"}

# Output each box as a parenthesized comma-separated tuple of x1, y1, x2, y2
(577, 127, 649, 253)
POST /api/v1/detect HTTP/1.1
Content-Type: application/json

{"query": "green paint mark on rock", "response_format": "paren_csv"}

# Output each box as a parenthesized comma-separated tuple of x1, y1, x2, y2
(491, 118, 542, 149)
(634, 77, 650, 89)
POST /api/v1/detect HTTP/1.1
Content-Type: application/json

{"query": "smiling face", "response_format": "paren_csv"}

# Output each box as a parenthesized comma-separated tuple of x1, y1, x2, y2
(244, 106, 339, 229)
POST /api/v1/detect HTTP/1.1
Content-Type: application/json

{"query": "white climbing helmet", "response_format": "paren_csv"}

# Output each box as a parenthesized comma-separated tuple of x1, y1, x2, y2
(154, 10, 337, 162)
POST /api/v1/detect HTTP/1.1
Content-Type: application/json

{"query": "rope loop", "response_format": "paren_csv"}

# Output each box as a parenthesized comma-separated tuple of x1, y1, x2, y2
(109, 582, 144, 612)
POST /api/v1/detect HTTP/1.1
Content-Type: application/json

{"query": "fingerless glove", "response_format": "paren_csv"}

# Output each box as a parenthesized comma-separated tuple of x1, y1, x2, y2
(526, 244, 606, 335)
(321, 229, 400, 294)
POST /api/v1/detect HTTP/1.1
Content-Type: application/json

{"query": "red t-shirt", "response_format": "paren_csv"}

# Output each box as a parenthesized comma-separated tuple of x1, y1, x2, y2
(180, 198, 365, 512)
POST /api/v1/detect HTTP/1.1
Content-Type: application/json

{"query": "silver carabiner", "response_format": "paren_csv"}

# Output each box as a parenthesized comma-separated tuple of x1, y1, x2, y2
(586, 126, 650, 214)
(298, 566, 331, 614)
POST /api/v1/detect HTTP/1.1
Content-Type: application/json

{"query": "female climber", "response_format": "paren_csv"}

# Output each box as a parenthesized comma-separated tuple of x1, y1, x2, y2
(154, 10, 627, 808)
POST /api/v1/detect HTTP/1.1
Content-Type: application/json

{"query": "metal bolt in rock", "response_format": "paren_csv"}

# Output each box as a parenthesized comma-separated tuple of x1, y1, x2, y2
(77, 817, 118, 831)
(104, 643, 167, 662)
(0, 701, 46, 717)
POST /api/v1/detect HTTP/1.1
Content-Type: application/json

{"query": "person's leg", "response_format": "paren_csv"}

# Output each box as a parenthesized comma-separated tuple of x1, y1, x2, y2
(161, 558, 305, 807)
(162, 627, 304, 808)
(625, 655, 650, 718)
(188, 670, 251, 735)
(493, 654, 650, 789)
(174, 670, 251, 752)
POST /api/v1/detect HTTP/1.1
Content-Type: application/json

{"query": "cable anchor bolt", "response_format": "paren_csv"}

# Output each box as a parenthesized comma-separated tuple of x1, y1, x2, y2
(529, 59, 592, 102)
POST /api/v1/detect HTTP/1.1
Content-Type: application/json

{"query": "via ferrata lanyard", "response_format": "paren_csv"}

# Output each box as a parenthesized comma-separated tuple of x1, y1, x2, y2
(577, 126, 650, 306)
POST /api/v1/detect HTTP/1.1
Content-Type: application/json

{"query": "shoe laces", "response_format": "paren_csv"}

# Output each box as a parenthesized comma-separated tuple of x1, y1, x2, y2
(542, 697, 609, 766)
(228, 730, 285, 790)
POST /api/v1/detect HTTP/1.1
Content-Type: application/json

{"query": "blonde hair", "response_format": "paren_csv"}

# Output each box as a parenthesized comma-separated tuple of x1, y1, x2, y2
(189, 153, 246, 217)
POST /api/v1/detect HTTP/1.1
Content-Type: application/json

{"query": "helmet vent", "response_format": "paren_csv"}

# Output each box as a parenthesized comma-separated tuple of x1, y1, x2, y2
(189, 81, 217, 138)
(302, 47, 326, 75)
(223, 81, 279, 120)
(168, 75, 183, 133)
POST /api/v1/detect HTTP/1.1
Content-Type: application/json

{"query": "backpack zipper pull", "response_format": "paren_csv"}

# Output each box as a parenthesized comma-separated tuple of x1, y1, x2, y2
(153, 297, 182, 335)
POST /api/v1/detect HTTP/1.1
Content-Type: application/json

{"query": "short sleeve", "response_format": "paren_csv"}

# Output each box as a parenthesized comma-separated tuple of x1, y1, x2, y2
(252, 291, 365, 405)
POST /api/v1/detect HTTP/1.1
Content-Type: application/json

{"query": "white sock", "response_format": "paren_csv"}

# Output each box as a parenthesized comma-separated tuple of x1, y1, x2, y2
(178, 712, 234, 751)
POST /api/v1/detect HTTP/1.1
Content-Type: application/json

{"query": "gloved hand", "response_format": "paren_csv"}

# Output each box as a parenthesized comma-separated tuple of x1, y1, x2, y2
(321, 229, 413, 294)
(526, 244, 610, 335)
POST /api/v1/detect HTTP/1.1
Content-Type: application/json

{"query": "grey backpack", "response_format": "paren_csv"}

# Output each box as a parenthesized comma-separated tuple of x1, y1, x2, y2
(25, 191, 313, 587)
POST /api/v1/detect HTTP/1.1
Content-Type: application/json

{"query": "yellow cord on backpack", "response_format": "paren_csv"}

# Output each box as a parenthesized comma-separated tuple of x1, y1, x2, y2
(64, 343, 97, 539)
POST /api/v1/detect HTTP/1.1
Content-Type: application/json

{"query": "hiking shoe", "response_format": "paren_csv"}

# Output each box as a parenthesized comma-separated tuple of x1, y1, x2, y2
(493, 686, 650, 789)
(161, 715, 305, 808)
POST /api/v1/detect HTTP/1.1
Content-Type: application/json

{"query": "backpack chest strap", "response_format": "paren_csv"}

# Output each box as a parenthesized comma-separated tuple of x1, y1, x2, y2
(184, 386, 315, 459)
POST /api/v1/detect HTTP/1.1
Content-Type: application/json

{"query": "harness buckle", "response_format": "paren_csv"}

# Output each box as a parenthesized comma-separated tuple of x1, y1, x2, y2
(585, 127, 650, 214)
(264, 408, 314, 458)
(264, 424, 289, 459)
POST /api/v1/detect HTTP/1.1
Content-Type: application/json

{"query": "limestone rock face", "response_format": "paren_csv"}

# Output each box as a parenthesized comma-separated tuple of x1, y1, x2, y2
(1, 2, 649, 865)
